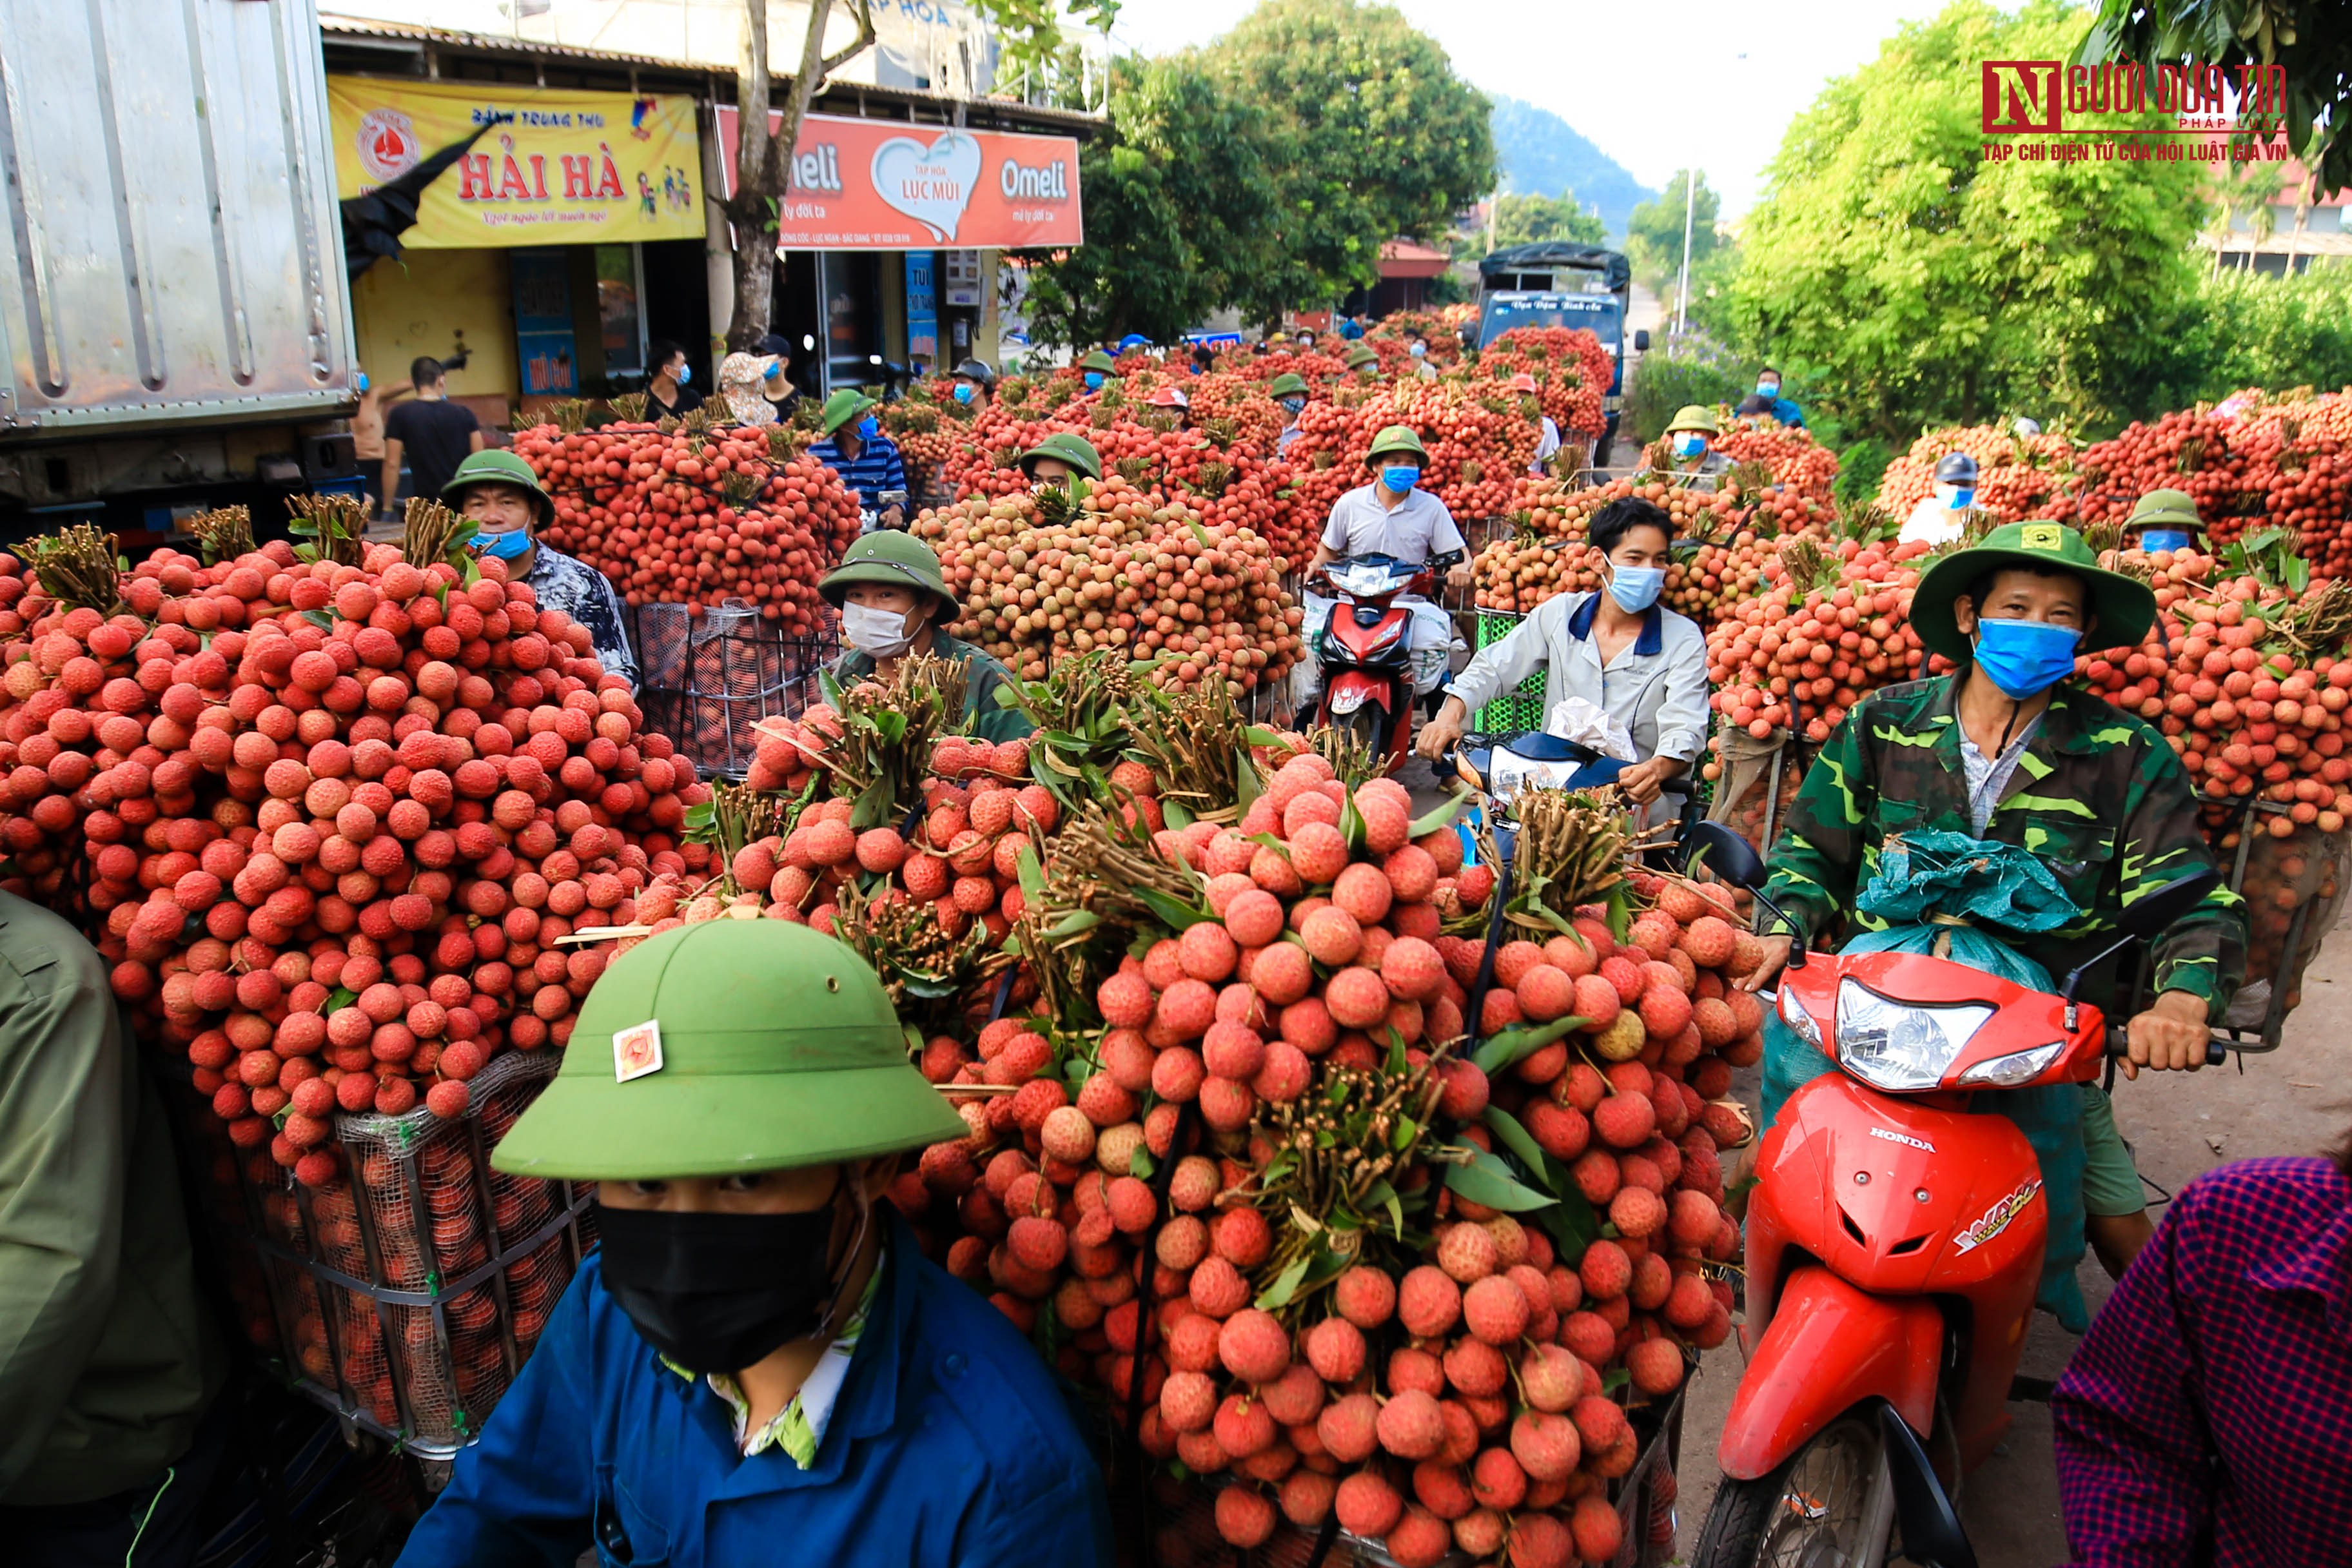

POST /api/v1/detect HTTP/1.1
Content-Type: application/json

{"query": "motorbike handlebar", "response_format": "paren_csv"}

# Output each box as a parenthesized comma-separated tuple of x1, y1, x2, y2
(2105, 1024, 2228, 1068)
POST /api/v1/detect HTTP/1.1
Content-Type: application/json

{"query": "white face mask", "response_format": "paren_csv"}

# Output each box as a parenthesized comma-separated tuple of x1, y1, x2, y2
(840, 600, 919, 656)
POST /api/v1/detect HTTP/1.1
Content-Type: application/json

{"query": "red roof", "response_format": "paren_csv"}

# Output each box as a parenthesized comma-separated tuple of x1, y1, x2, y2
(1378, 239, 1450, 279)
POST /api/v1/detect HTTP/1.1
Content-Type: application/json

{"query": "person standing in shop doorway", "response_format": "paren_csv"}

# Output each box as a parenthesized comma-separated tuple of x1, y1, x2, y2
(380, 356, 483, 518)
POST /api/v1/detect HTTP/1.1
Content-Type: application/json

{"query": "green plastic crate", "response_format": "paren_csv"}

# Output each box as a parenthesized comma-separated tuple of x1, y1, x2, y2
(1469, 610, 1547, 734)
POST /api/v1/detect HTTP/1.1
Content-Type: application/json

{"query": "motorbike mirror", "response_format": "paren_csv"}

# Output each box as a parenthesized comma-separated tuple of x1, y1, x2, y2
(2117, 868, 2222, 940)
(1633, 329, 1652, 353)
(1681, 820, 1765, 891)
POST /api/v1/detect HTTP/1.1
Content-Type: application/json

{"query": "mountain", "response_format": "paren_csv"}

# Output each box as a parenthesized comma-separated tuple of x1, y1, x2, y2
(1487, 94, 1656, 240)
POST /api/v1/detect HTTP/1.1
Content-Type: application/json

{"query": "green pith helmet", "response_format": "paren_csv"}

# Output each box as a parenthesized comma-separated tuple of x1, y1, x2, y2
(820, 531, 956, 622)
(490, 921, 967, 1181)
(1665, 405, 1721, 436)
(1366, 425, 1430, 467)
(2126, 488, 2202, 531)
(1018, 432, 1102, 481)
(1344, 343, 1380, 371)
(819, 388, 877, 436)
(442, 449, 554, 527)
(1268, 373, 1309, 398)
(1079, 349, 1116, 375)
(1909, 520, 2157, 665)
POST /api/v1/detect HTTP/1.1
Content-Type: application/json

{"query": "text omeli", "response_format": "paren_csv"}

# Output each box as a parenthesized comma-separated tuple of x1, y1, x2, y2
(999, 158, 1070, 202)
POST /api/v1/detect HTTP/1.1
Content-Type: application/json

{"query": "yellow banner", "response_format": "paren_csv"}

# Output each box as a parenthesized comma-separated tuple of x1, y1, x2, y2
(329, 77, 705, 248)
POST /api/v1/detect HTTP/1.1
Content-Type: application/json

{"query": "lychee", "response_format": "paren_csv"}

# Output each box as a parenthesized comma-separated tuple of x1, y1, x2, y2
(1609, 1186, 1667, 1239)
(1223, 888, 1286, 948)
(1471, 1444, 1528, 1510)
(1282, 1468, 1338, 1527)
(1527, 1101, 1590, 1161)
(1511, 1510, 1574, 1568)
(1202, 1019, 1267, 1081)
(1462, 1275, 1533, 1346)
(1191, 1255, 1250, 1317)
(1571, 1493, 1623, 1564)
(1442, 1335, 1507, 1398)
(1155, 978, 1218, 1039)
(1493, 939, 1546, 990)
(1335, 1266, 1396, 1328)
(1220, 1308, 1293, 1384)
(1398, 1265, 1463, 1338)
(1384, 844, 1438, 903)
(1681, 914, 1737, 968)
(1693, 995, 1740, 1047)
(1215, 1484, 1277, 1548)
(1318, 1394, 1381, 1464)
(1299, 905, 1364, 965)
(1381, 936, 1446, 1002)
(1326, 965, 1393, 1030)
(1510, 1409, 1582, 1481)
(1159, 1369, 1217, 1431)
(1579, 1239, 1632, 1301)
(1332, 861, 1394, 925)
(1179, 921, 1239, 982)
(1519, 1344, 1582, 1413)
(1640, 985, 1695, 1041)
(1377, 1387, 1448, 1460)
(1561, 1311, 1616, 1364)
(1252, 941, 1314, 1005)
(1412, 1460, 1476, 1522)
(1215, 1392, 1279, 1458)
(1593, 1092, 1658, 1149)
(1306, 1315, 1367, 1382)
(1288, 821, 1349, 885)
(1570, 1148, 1622, 1205)
(1436, 1221, 1500, 1283)
(1571, 1395, 1632, 1455)
(1334, 1467, 1404, 1536)
(1516, 963, 1575, 1022)
(1571, 972, 1622, 1028)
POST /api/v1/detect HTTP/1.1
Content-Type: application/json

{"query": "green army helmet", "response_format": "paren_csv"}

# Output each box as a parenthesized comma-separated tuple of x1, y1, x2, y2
(1909, 519, 2157, 666)
(1664, 405, 1721, 437)
(819, 388, 877, 436)
(1268, 373, 1309, 398)
(1366, 425, 1430, 467)
(442, 449, 555, 527)
(1343, 343, 1380, 371)
(2126, 488, 2202, 531)
(1078, 349, 1117, 375)
(1018, 432, 1102, 481)
(491, 921, 968, 1182)
(820, 531, 956, 623)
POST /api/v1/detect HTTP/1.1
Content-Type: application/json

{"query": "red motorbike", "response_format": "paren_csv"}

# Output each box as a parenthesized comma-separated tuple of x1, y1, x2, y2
(1309, 553, 1447, 762)
(1681, 820, 2221, 1568)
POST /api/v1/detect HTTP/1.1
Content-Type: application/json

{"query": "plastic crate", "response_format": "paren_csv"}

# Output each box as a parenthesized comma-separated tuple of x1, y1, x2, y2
(1469, 609, 1546, 734)
(181, 1052, 594, 1458)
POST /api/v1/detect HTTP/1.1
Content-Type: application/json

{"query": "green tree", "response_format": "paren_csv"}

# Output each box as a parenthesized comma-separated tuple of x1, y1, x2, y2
(2077, 0, 2352, 197)
(1491, 192, 1606, 248)
(1729, 1, 2206, 440)
(1205, 0, 1496, 322)
(1624, 170, 1721, 296)
(1019, 55, 1275, 346)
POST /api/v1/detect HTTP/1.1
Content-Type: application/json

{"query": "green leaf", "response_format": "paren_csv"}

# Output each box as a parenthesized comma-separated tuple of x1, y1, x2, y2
(1481, 1106, 1552, 1179)
(1391, 1113, 1417, 1152)
(1364, 1178, 1404, 1237)
(1339, 789, 1365, 850)
(322, 986, 358, 1015)
(1471, 1015, 1591, 1075)
(1136, 887, 1213, 930)
(1044, 910, 1101, 941)
(462, 556, 481, 587)
(1385, 1025, 1408, 1076)
(302, 609, 335, 631)
(1409, 793, 1465, 838)
(1017, 843, 1046, 909)
(1163, 799, 1195, 831)
(1128, 1146, 1156, 1181)
(1233, 749, 1262, 813)
(848, 776, 894, 832)
(1243, 725, 1284, 749)
(1253, 1253, 1313, 1311)
(1442, 1146, 1556, 1213)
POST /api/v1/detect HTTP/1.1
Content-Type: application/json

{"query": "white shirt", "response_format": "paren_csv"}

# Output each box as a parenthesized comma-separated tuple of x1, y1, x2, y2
(1533, 416, 1562, 471)
(1901, 494, 1970, 545)
(1448, 591, 1710, 769)
(1320, 482, 1467, 567)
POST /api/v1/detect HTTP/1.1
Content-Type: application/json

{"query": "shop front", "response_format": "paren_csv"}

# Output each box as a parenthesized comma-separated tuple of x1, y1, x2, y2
(328, 72, 709, 429)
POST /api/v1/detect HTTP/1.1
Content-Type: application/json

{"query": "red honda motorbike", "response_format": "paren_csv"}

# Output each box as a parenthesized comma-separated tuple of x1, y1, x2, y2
(1681, 821, 2221, 1568)
(1309, 553, 1449, 762)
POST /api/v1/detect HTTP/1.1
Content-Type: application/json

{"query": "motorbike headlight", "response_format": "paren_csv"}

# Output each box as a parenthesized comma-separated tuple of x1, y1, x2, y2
(1957, 1040, 2066, 1088)
(1777, 985, 1822, 1050)
(1835, 980, 1995, 1092)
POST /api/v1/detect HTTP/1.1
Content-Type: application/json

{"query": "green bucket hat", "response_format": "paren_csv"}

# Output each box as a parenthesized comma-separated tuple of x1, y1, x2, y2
(1366, 424, 1429, 467)
(491, 921, 968, 1181)
(1344, 343, 1380, 370)
(820, 531, 956, 620)
(1079, 349, 1116, 375)
(1018, 432, 1102, 481)
(819, 388, 877, 436)
(442, 449, 554, 527)
(2126, 488, 2202, 531)
(1268, 373, 1309, 398)
(1909, 520, 2157, 665)
(1665, 405, 1721, 436)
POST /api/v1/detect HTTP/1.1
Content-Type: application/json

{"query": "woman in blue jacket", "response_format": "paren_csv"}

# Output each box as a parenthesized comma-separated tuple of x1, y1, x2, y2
(395, 921, 1113, 1568)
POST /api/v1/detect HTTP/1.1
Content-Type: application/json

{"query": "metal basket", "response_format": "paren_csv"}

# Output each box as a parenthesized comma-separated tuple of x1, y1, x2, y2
(180, 1051, 593, 1458)
(632, 599, 839, 781)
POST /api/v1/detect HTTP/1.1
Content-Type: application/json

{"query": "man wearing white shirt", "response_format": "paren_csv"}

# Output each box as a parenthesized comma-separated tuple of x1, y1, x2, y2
(1510, 372, 1563, 473)
(1901, 451, 1982, 545)
(1418, 497, 1709, 825)
(1303, 426, 1471, 705)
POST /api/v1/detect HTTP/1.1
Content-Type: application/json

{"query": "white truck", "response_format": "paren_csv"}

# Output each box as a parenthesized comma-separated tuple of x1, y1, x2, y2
(0, 0, 356, 530)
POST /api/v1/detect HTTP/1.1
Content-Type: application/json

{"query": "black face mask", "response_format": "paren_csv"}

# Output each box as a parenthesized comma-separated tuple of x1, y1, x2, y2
(596, 1179, 869, 1374)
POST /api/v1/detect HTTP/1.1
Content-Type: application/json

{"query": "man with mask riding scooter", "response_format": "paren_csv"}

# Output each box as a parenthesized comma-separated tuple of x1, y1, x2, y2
(393, 921, 1111, 1568)
(1740, 521, 2246, 1280)
(817, 533, 1034, 743)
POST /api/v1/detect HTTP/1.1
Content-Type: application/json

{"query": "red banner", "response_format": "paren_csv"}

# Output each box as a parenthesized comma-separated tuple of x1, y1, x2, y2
(714, 109, 1083, 251)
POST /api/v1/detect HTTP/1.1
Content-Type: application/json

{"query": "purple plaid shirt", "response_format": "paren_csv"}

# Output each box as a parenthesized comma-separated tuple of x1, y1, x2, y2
(2052, 1156, 2352, 1567)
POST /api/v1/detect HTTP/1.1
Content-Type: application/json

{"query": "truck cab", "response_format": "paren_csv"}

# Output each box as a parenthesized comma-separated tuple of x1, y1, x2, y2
(1475, 242, 1647, 467)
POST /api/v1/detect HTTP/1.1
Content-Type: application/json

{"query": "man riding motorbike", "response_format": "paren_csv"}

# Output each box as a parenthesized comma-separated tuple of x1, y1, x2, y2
(1301, 426, 1470, 714)
(1740, 521, 2246, 1281)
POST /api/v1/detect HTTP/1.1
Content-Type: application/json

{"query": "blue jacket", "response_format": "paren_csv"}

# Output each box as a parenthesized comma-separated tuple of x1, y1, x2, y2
(397, 1218, 1113, 1568)
(1768, 395, 1805, 428)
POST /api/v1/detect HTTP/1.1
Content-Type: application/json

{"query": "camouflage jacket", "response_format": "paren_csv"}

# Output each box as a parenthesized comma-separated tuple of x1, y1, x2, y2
(1764, 676, 2246, 1017)
(826, 632, 1036, 745)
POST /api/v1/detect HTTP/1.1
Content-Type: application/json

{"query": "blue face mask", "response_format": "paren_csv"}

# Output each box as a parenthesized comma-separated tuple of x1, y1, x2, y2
(953, 382, 976, 405)
(1973, 617, 2081, 700)
(356, 371, 370, 394)
(475, 527, 531, 561)
(1280, 396, 1306, 416)
(1380, 464, 1420, 494)
(1607, 563, 1665, 613)
(1756, 383, 1778, 399)
(674, 362, 691, 385)
(857, 416, 879, 441)
(1937, 483, 1974, 511)
(1672, 433, 1706, 459)
(2139, 528, 2191, 554)
(1084, 371, 1105, 391)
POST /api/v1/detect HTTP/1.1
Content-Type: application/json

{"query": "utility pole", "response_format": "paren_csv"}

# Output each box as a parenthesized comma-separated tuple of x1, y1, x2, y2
(1675, 170, 1696, 336)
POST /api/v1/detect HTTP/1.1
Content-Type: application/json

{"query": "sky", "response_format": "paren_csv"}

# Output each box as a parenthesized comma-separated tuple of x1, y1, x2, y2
(1104, 0, 1957, 218)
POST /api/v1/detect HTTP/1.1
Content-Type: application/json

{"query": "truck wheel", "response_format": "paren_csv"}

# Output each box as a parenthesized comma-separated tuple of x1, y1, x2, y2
(1689, 1414, 1896, 1568)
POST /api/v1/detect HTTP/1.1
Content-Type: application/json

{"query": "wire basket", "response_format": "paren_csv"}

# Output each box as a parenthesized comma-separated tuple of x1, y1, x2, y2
(632, 599, 839, 781)
(181, 1051, 593, 1458)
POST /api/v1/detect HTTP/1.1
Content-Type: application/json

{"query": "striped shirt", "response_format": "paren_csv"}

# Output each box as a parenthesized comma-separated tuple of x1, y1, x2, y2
(808, 431, 907, 511)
